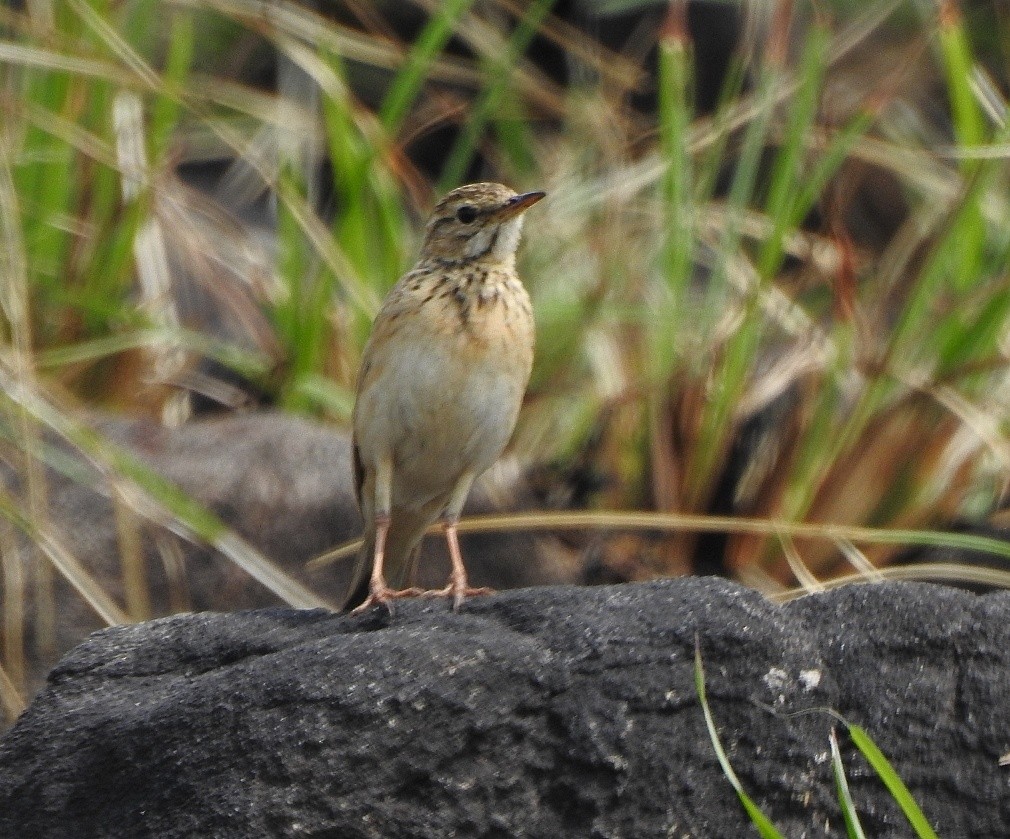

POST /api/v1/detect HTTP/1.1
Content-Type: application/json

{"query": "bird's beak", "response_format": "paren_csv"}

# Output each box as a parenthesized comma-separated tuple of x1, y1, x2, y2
(494, 191, 546, 220)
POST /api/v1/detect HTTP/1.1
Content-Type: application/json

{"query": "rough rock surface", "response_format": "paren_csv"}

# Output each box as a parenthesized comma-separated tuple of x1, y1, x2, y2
(2, 412, 566, 703)
(1, 579, 1008, 838)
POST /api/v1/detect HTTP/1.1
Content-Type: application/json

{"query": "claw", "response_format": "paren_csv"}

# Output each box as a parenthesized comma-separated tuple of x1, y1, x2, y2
(423, 582, 494, 611)
(351, 584, 425, 615)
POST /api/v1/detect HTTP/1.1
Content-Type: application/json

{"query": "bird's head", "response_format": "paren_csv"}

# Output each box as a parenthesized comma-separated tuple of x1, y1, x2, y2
(418, 182, 545, 266)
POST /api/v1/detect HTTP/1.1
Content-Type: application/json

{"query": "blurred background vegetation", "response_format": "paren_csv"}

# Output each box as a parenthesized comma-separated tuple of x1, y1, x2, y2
(4, 0, 1010, 719)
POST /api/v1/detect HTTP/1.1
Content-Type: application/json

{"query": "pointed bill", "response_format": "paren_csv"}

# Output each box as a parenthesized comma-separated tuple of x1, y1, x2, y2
(493, 191, 546, 220)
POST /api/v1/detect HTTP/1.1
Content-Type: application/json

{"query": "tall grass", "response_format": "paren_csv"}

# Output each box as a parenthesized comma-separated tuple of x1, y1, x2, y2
(2, 0, 1010, 722)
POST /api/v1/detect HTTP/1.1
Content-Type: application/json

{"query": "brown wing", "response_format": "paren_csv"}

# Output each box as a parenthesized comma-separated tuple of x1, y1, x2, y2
(351, 434, 364, 514)
(350, 331, 378, 516)
(349, 272, 408, 515)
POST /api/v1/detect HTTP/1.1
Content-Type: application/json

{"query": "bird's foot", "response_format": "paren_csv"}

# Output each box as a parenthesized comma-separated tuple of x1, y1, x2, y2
(423, 579, 494, 611)
(350, 585, 425, 615)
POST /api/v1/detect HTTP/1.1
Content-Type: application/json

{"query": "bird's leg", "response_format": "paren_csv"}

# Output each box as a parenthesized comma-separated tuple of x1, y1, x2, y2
(424, 472, 493, 610)
(442, 517, 493, 610)
(351, 515, 425, 614)
(352, 459, 422, 614)
(351, 513, 388, 614)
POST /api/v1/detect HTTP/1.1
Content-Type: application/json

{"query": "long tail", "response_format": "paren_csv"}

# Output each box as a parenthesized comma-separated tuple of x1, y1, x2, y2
(340, 506, 434, 610)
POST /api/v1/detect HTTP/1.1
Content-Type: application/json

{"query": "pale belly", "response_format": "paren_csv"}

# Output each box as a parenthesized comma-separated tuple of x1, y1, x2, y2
(354, 309, 533, 512)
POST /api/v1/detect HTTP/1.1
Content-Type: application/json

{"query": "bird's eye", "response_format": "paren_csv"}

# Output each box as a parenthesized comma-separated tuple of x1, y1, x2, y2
(456, 205, 478, 224)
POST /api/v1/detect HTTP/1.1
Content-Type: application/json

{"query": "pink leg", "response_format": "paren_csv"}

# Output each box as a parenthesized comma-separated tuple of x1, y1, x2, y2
(351, 515, 422, 614)
(424, 519, 493, 610)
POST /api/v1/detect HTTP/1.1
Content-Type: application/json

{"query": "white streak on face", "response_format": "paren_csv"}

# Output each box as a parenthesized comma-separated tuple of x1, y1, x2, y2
(492, 215, 525, 260)
(461, 213, 525, 262)
(464, 226, 496, 259)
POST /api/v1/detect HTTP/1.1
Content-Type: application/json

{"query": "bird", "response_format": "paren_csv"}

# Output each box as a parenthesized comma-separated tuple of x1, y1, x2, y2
(343, 182, 544, 612)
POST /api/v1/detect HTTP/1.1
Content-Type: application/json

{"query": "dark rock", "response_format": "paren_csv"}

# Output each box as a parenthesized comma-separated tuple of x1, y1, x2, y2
(2, 412, 570, 715)
(2, 578, 1005, 837)
(789, 582, 1010, 836)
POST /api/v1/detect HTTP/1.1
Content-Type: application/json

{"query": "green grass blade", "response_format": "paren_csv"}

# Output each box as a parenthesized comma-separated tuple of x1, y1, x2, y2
(684, 19, 803, 504)
(318, 48, 404, 307)
(288, 373, 355, 421)
(0, 365, 332, 610)
(830, 728, 867, 839)
(150, 8, 194, 160)
(438, 0, 556, 189)
(380, 0, 476, 133)
(755, 22, 830, 279)
(937, 3, 985, 150)
(845, 722, 940, 839)
(652, 7, 694, 382)
(35, 326, 273, 377)
(694, 642, 786, 838)
(692, 52, 747, 206)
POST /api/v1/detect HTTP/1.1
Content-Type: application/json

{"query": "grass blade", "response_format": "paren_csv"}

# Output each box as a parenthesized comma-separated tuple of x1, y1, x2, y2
(0, 484, 128, 626)
(694, 641, 786, 838)
(652, 2, 694, 382)
(844, 722, 940, 839)
(438, 0, 556, 189)
(830, 728, 867, 839)
(0, 660, 25, 723)
(0, 364, 333, 611)
(380, 0, 476, 133)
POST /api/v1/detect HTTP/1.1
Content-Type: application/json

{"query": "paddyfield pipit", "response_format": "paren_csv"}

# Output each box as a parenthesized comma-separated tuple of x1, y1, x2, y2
(344, 182, 544, 612)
